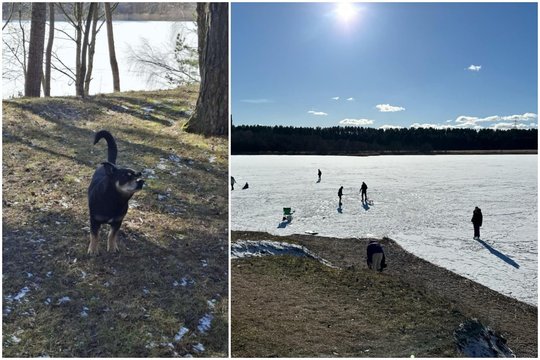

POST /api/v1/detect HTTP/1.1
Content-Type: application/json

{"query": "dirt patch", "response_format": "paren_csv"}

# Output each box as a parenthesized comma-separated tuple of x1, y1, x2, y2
(231, 231, 537, 357)
(2, 88, 228, 357)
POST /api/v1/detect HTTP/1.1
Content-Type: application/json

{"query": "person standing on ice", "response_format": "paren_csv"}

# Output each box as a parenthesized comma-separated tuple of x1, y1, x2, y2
(360, 182, 368, 202)
(471, 206, 483, 240)
(231, 176, 236, 190)
(317, 169, 322, 182)
(367, 240, 386, 272)
(338, 186, 343, 207)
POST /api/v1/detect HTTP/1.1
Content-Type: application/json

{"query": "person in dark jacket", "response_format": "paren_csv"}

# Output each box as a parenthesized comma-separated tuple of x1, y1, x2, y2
(367, 240, 386, 272)
(471, 206, 483, 240)
(242, 182, 249, 190)
(338, 186, 343, 207)
(231, 176, 236, 190)
(317, 169, 322, 182)
(360, 182, 368, 202)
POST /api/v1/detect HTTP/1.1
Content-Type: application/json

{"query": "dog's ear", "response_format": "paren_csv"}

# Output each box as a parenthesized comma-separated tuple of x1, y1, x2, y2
(101, 162, 117, 176)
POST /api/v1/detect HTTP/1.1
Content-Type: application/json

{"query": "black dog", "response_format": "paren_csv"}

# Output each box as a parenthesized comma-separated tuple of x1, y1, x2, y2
(87, 130, 144, 254)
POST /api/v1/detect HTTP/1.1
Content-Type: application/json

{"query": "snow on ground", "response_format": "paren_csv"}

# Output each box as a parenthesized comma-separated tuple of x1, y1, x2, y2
(231, 155, 538, 306)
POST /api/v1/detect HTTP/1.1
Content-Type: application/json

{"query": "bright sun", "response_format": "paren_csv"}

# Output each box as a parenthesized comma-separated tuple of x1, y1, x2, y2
(335, 2, 358, 23)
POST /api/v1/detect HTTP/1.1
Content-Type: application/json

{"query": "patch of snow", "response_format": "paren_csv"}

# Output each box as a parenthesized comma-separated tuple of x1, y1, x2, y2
(207, 299, 217, 309)
(232, 155, 538, 306)
(13, 287, 30, 301)
(231, 240, 336, 269)
(193, 343, 205, 353)
(208, 156, 216, 163)
(44, 298, 51, 305)
(197, 313, 213, 333)
(80, 306, 89, 317)
(56, 296, 71, 305)
(173, 276, 194, 287)
(169, 154, 182, 163)
(143, 287, 150, 295)
(10, 335, 21, 344)
(201, 260, 208, 267)
(174, 326, 189, 341)
(46, 272, 53, 278)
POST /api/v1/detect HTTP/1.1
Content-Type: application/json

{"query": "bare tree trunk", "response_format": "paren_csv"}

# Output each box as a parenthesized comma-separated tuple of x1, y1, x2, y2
(75, 3, 83, 96)
(186, 3, 228, 136)
(105, 2, 120, 92)
(85, 3, 99, 95)
(44, 3, 54, 97)
(25, 3, 47, 97)
(78, 2, 95, 97)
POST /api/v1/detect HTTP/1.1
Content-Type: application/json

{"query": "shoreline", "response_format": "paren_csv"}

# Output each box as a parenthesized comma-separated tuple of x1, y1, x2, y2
(231, 230, 537, 357)
(232, 149, 537, 156)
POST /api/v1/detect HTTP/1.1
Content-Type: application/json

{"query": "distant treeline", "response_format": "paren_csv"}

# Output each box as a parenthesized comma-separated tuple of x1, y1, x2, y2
(2, 3, 196, 21)
(232, 125, 538, 154)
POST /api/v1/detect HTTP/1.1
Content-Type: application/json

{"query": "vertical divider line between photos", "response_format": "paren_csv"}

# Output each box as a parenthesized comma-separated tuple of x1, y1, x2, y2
(227, 0, 232, 358)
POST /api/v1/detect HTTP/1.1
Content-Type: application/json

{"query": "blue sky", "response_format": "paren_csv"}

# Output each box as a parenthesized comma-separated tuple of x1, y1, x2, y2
(232, 2, 538, 130)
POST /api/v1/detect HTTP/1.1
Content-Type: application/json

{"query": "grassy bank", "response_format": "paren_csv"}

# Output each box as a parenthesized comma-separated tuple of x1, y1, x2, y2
(231, 231, 537, 357)
(2, 87, 228, 357)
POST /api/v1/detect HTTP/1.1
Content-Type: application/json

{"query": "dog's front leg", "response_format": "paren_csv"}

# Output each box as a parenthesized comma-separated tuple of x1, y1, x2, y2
(88, 219, 101, 254)
(107, 222, 121, 252)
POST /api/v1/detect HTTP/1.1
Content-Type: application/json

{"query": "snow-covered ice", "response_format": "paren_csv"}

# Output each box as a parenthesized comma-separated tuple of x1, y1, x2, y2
(231, 155, 538, 306)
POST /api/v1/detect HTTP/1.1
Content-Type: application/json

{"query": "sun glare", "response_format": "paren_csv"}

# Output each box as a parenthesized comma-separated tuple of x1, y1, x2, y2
(335, 2, 358, 24)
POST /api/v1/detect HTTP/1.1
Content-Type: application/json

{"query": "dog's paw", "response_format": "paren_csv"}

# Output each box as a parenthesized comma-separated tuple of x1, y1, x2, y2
(107, 242, 119, 252)
(87, 246, 99, 255)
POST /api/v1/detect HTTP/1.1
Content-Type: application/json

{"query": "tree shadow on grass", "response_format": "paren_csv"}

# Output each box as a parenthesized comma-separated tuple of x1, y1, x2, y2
(476, 239, 520, 269)
(2, 209, 227, 357)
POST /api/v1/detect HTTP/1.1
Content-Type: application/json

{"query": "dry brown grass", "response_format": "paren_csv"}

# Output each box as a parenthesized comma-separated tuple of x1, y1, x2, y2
(231, 231, 537, 357)
(2, 87, 228, 357)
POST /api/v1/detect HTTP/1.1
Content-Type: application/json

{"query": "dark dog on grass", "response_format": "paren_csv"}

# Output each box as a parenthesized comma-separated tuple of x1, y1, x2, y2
(87, 130, 144, 254)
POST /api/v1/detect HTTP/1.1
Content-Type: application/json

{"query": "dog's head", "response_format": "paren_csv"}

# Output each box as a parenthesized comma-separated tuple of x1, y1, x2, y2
(102, 162, 145, 196)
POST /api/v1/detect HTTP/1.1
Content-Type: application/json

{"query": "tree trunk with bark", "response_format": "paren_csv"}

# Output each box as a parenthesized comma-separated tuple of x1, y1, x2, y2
(85, 3, 100, 95)
(186, 2, 228, 136)
(78, 2, 95, 97)
(44, 3, 54, 97)
(25, 2, 47, 97)
(105, 2, 120, 92)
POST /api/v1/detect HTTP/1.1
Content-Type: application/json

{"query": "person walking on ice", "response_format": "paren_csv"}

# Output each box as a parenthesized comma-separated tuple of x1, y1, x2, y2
(360, 182, 368, 203)
(317, 169, 322, 182)
(471, 206, 483, 240)
(231, 176, 236, 190)
(338, 186, 343, 207)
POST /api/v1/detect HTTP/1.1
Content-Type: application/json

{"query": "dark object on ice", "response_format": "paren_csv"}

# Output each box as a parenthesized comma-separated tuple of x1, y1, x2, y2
(282, 207, 293, 222)
(317, 168, 322, 182)
(454, 319, 514, 357)
(231, 176, 236, 190)
(338, 186, 343, 207)
(242, 182, 249, 190)
(366, 240, 386, 271)
(360, 182, 368, 202)
(471, 207, 483, 240)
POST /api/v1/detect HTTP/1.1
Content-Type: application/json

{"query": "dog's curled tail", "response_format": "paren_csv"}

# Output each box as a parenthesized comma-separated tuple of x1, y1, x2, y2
(94, 130, 118, 164)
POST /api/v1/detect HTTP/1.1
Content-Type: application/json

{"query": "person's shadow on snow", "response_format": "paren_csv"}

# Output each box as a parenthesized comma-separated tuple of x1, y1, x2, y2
(476, 238, 520, 269)
(337, 204, 343, 213)
(362, 201, 370, 211)
(277, 220, 290, 228)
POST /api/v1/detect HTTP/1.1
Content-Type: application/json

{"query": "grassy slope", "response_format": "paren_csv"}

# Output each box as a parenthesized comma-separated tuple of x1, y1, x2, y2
(2, 86, 228, 357)
(231, 232, 537, 357)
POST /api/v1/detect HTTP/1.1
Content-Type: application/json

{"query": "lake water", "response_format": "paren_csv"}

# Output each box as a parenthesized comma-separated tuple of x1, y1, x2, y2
(2, 21, 197, 98)
(231, 154, 538, 305)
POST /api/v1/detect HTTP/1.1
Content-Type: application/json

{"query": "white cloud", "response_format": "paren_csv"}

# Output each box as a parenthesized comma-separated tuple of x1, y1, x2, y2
(379, 124, 404, 130)
(454, 113, 537, 127)
(339, 118, 374, 126)
(308, 110, 328, 116)
(331, 97, 340, 100)
(346, 97, 355, 101)
(410, 123, 463, 130)
(241, 99, 273, 104)
(409, 113, 538, 130)
(376, 104, 405, 112)
(467, 65, 482, 72)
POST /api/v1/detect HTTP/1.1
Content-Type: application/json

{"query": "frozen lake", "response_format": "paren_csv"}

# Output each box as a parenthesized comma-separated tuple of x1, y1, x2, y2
(231, 155, 538, 306)
(2, 21, 196, 98)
